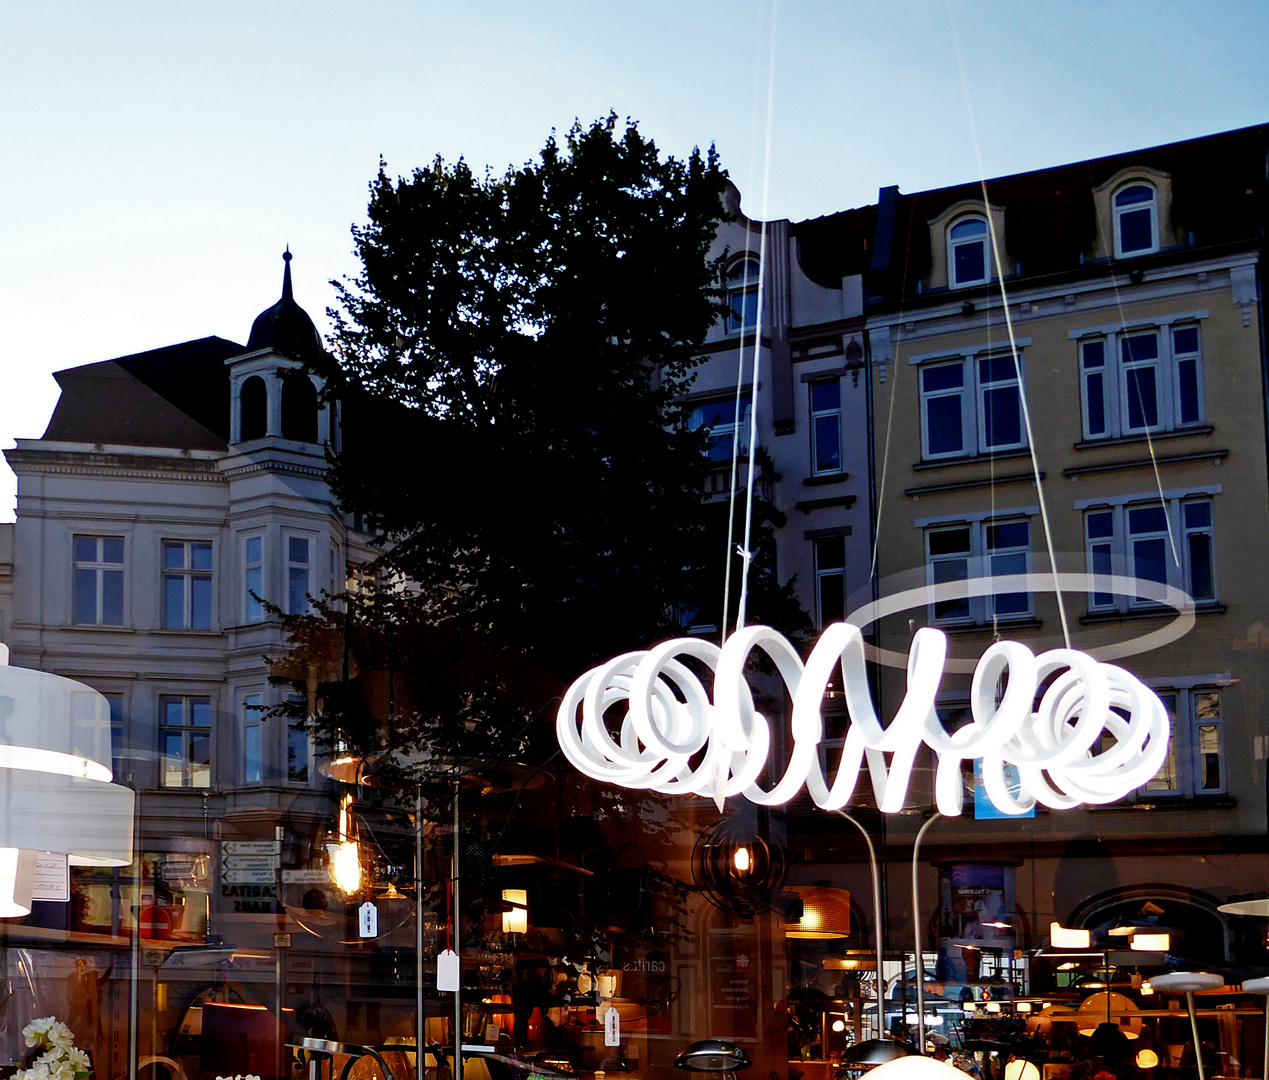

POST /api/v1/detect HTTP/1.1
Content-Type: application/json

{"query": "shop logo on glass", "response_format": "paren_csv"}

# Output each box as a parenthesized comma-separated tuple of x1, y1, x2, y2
(556, 623, 1170, 817)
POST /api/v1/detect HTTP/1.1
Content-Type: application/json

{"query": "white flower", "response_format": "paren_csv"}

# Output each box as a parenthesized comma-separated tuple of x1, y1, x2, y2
(45, 1023, 74, 1053)
(65, 1048, 90, 1072)
(22, 1018, 54, 1047)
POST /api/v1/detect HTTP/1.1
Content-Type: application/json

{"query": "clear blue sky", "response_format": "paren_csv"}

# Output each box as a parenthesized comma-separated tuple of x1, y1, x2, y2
(3, 0, 1268, 519)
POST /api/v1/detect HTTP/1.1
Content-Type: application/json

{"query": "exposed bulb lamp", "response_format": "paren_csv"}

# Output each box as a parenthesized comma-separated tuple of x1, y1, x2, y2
(328, 793, 362, 894)
(733, 846, 751, 873)
(502, 888, 528, 934)
(1004, 1061, 1040, 1080)
(557, 623, 1170, 815)
(0, 646, 135, 917)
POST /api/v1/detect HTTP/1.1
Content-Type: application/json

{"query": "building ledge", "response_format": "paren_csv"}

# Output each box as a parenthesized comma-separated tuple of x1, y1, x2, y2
(794, 494, 857, 513)
(913, 448, 1033, 472)
(1063, 449, 1228, 478)
(906, 471, 1041, 498)
(1079, 602, 1227, 626)
(1073, 425, 1214, 451)
(935, 616, 1043, 635)
(803, 471, 849, 487)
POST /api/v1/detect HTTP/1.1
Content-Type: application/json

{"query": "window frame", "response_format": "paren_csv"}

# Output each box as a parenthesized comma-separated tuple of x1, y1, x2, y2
(243, 532, 265, 623)
(161, 539, 214, 630)
(1113, 182, 1159, 258)
(813, 535, 846, 628)
(919, 352, 1026, 462)
(1077, 322, 1205, 440)
(924, 516, 1033, 626)
(1081, 495, 1217, 612)
(690, 399, 752, 465)
(948, 215, 990, 289)
(809, 377, 843, 476)
(287, 693, 312, 784)
(284, 533, 314, 615)
(242, 692, 264, 785)
(724, 255, 760, 334)
(1138, 684, 1225, 798)
(73, 535, 125, 626)
(159, 694, 212, 789)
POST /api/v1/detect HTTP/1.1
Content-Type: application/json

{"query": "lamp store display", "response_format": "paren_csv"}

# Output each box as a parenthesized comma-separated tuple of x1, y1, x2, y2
(0, 645, 135, 916)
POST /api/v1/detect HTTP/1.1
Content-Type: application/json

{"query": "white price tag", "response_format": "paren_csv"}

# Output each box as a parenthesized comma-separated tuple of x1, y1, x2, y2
(604, 1006, 620, 1047)
(358, 902, 378, 939)
(437, 948, 460, 992)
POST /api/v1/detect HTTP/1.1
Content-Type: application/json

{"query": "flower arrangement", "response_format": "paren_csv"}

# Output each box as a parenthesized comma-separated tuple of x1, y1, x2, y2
(13, 1018, 91, 1080)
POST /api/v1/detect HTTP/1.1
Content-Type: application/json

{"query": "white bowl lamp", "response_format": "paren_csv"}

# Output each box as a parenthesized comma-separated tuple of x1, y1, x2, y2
(0, 646, 135, 916)
(1149, 972, 1225, 1080)
(1240, 976, 1269, 1080)
(868, 1057, 976, 1080)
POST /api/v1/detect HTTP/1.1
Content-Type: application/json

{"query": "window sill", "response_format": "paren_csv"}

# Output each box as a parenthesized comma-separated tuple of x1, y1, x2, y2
(1063, 447, 1227, 477)
(906, 469, 1041, 497)
(913, 448, 1032, 471)
(1079, 602, 1226, 626)
(66, 624, 132, 632)
(803, 471, 849, 487)
(1092, 795, 1235, 811)
(795, 494, 857, 513)
(934, 616, 1043, 635)
(1073, 424, 1213, 451)
(151, 627, 223, 636)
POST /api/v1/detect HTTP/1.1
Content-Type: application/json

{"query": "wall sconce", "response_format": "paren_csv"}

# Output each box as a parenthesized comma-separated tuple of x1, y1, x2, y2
(1050, 922, 1091, 948)
(0, 647, 135, 917)
(502, 888, 528, 934)
(786, 886, 852, 939)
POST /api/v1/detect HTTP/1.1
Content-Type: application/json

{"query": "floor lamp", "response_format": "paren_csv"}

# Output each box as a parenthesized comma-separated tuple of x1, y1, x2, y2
(1241, 977, 1269, 1080)
(836, 810, 886, 1039)
(911, 814, 942, 1054)
(1149, 971, 1224, 1080)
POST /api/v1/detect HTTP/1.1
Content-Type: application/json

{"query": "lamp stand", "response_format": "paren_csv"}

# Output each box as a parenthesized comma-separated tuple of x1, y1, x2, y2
(912, 813, 942, 1053)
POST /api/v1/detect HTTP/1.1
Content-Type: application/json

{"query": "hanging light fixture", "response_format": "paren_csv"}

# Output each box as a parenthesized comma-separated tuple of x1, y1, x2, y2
(786, 885, 852, 939)
(0, 647, 135, 917)
(692, 815, 786, 917)
(327, 793, 362, 894)
(502, 888, 528, 934)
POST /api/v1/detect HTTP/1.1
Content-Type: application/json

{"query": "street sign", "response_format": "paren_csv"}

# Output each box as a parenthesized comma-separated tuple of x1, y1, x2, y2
(281, 869, 329, 884)
(223, 868, 277, 885)
(222, 841, 281, 856)
(223, 855, 280, 870)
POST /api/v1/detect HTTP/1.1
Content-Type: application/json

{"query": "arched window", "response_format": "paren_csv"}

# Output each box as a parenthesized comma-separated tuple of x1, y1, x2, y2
(281, 372, 319, 443)
(725, 255, 760, 332)
(1114, 183, 1158, 256)
(949, 216, 989, 288)
(240, 376, 267, 441)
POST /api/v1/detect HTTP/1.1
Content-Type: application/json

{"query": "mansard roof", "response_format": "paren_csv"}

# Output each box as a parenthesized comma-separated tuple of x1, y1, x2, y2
(42, 336, 244, 451)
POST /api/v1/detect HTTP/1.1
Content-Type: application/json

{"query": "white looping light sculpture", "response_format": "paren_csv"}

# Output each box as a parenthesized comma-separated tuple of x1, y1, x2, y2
(0, 645, 135, 916)
(556, 623, 1170, 816)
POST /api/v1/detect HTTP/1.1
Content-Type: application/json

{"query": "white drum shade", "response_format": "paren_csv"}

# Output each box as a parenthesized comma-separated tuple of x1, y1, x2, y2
(1149, 972, 1225, 993)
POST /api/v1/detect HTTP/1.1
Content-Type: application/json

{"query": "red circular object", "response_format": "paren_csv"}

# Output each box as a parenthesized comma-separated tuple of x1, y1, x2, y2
(138, 905, 172, 940)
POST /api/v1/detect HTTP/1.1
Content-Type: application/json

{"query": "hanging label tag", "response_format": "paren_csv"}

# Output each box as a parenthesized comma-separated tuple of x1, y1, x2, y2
(437, 948, 460, 992)
(604, 1006, 620, 1047)
(358, 902, 378, 939)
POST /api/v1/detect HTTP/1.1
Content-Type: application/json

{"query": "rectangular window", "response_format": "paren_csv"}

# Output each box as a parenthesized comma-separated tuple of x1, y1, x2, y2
(162, 541, 213, 629)
(73, 536, 124, 626)
(288, 695, 310, 784)
(244, 534, 264, 622)
(926, 518, 1031, 625)
(103, 693, 125, 780)
(160, 695, 211, 789)
(1081, 497, 1216, 611)
(814, 536, 846, 627)
(809, 380, 843, 475)
(919, 354, 1025, 461)
(690, 400, 752, 464)
(1078, 324, 1203, 440)
(243, 693, 263, 784)
(1141, 687, 1224, 797)
(286, 536, 312, 614)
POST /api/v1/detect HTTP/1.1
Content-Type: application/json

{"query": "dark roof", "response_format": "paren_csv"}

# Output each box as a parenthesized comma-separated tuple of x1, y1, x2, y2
(42, 336, 244, 450)
(791, 203, 878, 291)
(246, 249, 323, 361)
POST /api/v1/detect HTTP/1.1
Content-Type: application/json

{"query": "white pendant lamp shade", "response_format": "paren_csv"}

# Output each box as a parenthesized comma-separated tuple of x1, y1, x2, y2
(0, 647, 135, 916)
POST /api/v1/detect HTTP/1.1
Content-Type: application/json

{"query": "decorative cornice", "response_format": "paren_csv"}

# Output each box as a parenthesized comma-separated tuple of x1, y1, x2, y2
(5, 449, 224, 484)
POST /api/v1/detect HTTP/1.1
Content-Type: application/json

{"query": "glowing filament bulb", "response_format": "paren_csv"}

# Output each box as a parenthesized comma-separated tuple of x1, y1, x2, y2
(733, 845, 751, 873)
(330, 793, 361, 893)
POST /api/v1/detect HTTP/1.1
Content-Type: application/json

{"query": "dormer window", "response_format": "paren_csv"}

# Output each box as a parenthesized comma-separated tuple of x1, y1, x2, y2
(949, 217, 989, 288)
(1114, 183, 1158, 256)
(725, 256, 760, 333)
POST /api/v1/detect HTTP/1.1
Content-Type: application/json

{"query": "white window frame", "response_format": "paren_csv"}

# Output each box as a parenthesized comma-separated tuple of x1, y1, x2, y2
(724, 255, 760, 334)
(243, 533, 265, 623)
(918, 352, 1027, 461)
(285, 533, 314, 615)
(286, 693, 312, 785)
(73, 535, 125, 626)
(690, 399, 752, 464)
(159, 694, 212, 789)
(242, 692, 264, 784)
(1138, 682, 1226, 798)
(923, 516, 1033, 626)
(1113, 182, 1159, 258)
(809, 378, 843, 475)
(1080, 492, 1217, 612)
(813, 535, 846, 627)
(1077, 322, 1205, 440)
(162, 540, 214, 630)
(948, 216, 990, 288)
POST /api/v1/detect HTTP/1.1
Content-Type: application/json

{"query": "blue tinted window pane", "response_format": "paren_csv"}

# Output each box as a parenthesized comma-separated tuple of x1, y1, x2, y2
(1177, 357, 1200, 424)
(953, 241, 986, 284)
(163, 699, 184, 726)
(986, 521, 1028, 549)
(1116, 185, 1154, 206)
(925, 396, 963, 455)
(990, 550, 1028, 614)
(951, 218, 987, 238)
(922, 364, 963, 392)
(74, 569, 97, 624)
(101, 570, 123, 625)
(191, 576, 212, 629)
(1129, 506, 1168, 534)
(1133, 537, 1168, 587)
(929, 528, 971, 557)
(191, 700, 211, 727)
(192, 542, 213, 571)
(979, 355, 1016, 384)
(811, 381, 839, 412)
(1188, 532, 1214, 600)
(74, 536, 97, 563)
(1184, 502, 1211, 528)
(245, 536, 262, 564)
(1088, 511, 1114, 539)
(1081, 341, 1105, 369)
(102, 538, 124, 564)
(730, 289, 758, 329)
(190, 735, 211, 788)
(288, 568, 309, 614)
(1122, 335, 1159, 363)
(163, 734, 184, 786)
(1119, 207, 1153, 252)
(288, 537, 310, 564)
(288, 725, 310, 782)
(1173, 327, 1198, 354)
(163, 543, 185, 570)
(1092, 542, 1114, 606)
(163, 575, 185, 628)
(983, 385, 1021, 447)
(246, 567, 263, 621)
(814, 414, 841, 472)
(1125, 366, 1159, 429)
(727, 258, 759, 285)
(244, 726, 262, 784)
(932, 557, 970, 621)
(1085, 372, 1106, 435)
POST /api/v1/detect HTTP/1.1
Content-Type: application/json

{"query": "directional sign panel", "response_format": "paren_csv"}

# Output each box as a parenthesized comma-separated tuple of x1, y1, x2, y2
(281, 869, 330, 884)
(224, 855, 280, 870)
(222, 841, 281, 856)
(223, 868, 278, 885)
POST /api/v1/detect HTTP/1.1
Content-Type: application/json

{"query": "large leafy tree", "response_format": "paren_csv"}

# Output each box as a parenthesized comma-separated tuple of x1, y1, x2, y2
(324, 115, 803, 681)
